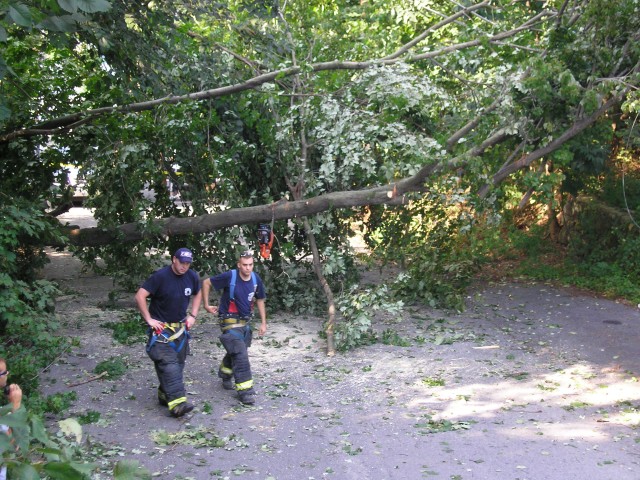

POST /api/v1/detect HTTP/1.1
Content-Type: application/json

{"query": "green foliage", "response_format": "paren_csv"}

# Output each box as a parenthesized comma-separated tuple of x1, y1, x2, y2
(0, 199, 64, 281)
(263, 261, 327, 315)
(0, 198, 69, 405)
(3, 0, 639, 337)
(151, 427, 229, 448)
(380, 329, 411, 347)
(498, 200, 640, 305)
(101, 310, 147, 345)
(564, 200, 640, 290)
(332, 284, 403, 352)
(0, 0, 112, 37)
(393, 254, 476, 312)
(508, 224, 555, 258)
(113, 459, 152, 479)
(521, 257, 640, 304)
(422, 377, 445, 387)
(13, 391, 78, 418)
(1, 0, 640, 349)
(423, 317, 483, 346)
(94, 356, 127, 379)
(0, 405, 150, 479)
(413, 414, 472, 434)
(46, 392, 78, 415)
(367, 189, 481, 311)
(596, 151, 640, 209)
(77, 410, 101, 425)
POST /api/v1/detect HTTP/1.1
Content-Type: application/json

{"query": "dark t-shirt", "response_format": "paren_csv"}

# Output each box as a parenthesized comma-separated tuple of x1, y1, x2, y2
(209, 270, 266, 318)
(141, 265, 201, 323)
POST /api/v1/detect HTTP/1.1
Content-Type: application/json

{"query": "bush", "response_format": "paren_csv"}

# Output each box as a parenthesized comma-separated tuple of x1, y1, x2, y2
(503, 198, 640, 305)
(261, 261, 327, 315)
(364, 190, 482, 311)
(0, 405, 151, 479)
(0, 199, 69, 406)
(565, 198, 640, 288)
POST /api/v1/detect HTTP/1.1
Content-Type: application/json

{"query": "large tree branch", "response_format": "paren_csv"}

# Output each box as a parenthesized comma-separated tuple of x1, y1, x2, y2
(478, 91, 627, 198)
(61, 178, 432, 247)
(446, 95, 504, 151)
(409, 10, 555, 62)
(381, 1, 490, 61)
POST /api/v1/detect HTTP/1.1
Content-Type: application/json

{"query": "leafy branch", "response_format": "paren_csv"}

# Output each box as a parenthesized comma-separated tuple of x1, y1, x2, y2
(0, 2, 557, 144)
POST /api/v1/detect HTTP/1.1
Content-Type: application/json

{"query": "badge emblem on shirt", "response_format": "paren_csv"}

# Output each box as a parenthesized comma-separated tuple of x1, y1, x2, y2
(184, 288, 192, 296)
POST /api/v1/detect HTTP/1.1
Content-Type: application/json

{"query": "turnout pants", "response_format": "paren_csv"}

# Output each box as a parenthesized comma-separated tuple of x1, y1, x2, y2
(218, 326, 254, 393)
(147, 333, 189, 409)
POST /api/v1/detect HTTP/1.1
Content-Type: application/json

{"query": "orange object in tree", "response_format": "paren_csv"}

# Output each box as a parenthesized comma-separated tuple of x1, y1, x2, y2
(257, 223, 274, 259)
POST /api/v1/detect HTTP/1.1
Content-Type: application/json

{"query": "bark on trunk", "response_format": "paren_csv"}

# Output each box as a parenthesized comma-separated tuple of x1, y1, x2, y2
(58, 186, 411, 247)
(302, 217, 337, 356)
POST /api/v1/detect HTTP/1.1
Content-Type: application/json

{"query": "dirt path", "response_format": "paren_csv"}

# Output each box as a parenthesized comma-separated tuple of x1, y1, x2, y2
(40, 213, 640, 479)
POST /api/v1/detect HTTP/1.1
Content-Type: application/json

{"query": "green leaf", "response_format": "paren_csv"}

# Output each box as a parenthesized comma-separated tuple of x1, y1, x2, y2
(76, 0, 112, 13)
(0, 404, 27, 428)
(0, 433, 12, 455)
(38, 15, 81, 32)
(30, 416, 54, 447)
(8, 4, 33, 27)
(42, 462, 89, 480)
(113, 459, 152, 480)
(10, 463, 40, 480)
(58, 0, 79, 13)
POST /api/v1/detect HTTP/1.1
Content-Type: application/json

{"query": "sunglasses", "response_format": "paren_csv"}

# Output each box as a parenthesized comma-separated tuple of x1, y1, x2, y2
(240, 250, 254, 258)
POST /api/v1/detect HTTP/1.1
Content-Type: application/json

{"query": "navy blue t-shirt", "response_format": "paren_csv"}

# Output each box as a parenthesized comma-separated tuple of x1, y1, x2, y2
(142, 265, 201, 323)
(209, 270, 266, 318)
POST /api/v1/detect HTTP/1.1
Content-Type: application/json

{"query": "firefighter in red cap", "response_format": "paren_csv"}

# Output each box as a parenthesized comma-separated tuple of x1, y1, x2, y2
(202, 249, 267, 405)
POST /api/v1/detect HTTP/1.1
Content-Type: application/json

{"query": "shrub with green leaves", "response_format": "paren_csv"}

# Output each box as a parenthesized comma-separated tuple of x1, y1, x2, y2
(566, 199, 640, 293)
(261, 261, 327, 315)
(509, 197, 640, 304)
(45, 392, 78, 415)
(0, 404, 150, 479)
(0, 199, 69, 405)
(365, 188, 481, 311)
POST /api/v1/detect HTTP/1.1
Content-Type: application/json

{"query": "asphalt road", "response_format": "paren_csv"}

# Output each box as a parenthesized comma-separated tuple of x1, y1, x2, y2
(40, 247, 640, 480)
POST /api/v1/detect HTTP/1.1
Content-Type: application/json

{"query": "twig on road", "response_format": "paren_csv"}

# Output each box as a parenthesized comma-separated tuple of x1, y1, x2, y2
(66, 371, 108, 387)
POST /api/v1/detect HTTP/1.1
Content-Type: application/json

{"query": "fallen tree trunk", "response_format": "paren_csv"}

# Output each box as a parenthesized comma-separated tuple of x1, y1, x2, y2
(60, 179, 422, 247)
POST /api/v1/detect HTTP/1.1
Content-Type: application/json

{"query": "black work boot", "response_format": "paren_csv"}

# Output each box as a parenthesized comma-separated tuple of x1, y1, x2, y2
(170, 402, 194, 418)
(222, 378, 235, 390)
(238, 391, 256, 405)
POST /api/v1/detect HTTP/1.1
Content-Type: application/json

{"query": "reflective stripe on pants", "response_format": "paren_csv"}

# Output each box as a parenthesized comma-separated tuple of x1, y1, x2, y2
(147, 334, 189, 403)
(218, 327, 254, 392)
